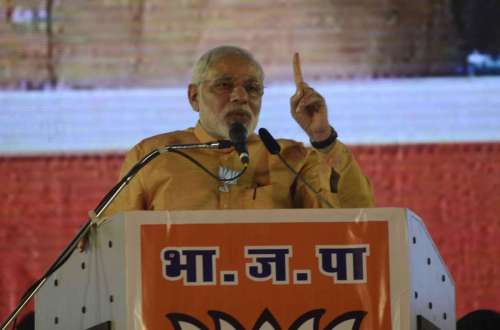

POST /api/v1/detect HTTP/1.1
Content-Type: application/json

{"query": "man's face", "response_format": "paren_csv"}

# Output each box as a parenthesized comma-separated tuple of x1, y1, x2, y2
(189, 54, 264, 139)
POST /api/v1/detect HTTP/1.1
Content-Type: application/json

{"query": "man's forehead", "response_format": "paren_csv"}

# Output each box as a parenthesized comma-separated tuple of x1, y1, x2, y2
(205, 55, 263, 81)
(211, 73, 261, 82)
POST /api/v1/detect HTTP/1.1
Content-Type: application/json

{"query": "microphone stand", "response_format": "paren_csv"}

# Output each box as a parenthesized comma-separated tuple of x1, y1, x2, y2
(0, 140, 231, 330)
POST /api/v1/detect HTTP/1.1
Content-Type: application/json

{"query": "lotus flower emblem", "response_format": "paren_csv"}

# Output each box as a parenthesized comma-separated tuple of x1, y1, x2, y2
(167, 308, 367, 330)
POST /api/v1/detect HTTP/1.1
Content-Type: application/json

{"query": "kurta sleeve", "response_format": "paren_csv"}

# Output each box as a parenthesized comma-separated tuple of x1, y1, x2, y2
(282, 138, 373, 209)
(319, 140, 375, 208)
(101, 144, 148, 218)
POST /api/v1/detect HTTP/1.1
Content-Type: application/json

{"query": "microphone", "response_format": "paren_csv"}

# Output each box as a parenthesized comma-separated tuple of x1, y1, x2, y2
(258, 127, 281, 155)
(229, 123, 250, 165)
(258, 128, 334, 208)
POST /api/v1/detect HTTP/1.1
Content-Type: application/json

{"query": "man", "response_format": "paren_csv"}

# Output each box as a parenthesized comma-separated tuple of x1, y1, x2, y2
(104, 46, 374, 215)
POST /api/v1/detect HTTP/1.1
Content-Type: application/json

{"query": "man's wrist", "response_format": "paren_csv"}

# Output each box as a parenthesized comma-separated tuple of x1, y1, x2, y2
(310, 126, 337, 149)
(309, 127, 331, 142)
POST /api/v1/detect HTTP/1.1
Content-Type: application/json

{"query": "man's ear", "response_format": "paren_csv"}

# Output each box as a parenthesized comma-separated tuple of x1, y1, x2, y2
(188, 84, 199, 112)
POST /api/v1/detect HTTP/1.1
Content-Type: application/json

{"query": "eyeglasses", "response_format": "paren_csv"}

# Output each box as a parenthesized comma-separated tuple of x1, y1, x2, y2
(202, 77, 264, 97)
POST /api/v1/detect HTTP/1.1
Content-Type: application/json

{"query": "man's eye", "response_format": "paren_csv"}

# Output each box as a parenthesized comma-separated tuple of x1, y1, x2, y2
(215, 81, 233, 89)
(246, 84, 263, 94)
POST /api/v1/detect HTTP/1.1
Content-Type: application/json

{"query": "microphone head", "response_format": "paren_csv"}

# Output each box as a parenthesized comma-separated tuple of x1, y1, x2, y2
(229, 122, 248, 143)
(258, 128, 281, 155)
(229, 122, 250, 165)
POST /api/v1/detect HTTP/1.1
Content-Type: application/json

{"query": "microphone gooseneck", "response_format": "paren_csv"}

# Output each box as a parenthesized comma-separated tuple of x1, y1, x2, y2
(229, 122, 250, 165)
(157, 140, 231, 153)
(258, 127, 334, 208)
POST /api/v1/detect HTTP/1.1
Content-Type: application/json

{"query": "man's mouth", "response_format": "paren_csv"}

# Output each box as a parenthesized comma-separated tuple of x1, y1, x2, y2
(226, 110, 252, 123)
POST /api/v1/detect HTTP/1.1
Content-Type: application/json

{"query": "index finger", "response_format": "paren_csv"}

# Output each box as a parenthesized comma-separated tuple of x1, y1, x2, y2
(293, 52, 304, 87)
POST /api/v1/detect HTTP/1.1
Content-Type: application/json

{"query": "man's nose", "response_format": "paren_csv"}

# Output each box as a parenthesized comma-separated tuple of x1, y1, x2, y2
(230, 85, 249, 103)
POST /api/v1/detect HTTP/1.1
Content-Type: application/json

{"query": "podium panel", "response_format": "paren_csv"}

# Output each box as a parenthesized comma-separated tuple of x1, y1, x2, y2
(35, 208, 455, 330)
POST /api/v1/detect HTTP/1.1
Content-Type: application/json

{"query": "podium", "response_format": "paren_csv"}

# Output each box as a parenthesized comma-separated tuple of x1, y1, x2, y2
(35, 208, 455, 330)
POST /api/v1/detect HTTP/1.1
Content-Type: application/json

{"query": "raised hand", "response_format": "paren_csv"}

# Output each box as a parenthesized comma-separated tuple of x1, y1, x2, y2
(290, 53, 331, 142)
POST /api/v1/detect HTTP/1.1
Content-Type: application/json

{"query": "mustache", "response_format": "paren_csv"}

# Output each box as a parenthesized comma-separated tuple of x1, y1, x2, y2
(225, 109, 253, 119)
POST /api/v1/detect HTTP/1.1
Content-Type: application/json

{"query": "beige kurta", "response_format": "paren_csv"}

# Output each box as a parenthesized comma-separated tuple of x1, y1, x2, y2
(103, 122, 374, 217)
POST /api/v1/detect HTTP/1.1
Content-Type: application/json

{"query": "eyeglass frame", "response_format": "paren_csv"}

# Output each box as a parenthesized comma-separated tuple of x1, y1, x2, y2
(199, 75, 265, 97)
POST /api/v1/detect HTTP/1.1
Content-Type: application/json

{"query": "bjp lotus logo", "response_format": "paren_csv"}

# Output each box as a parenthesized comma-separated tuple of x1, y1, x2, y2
(166, 308, 367, 330)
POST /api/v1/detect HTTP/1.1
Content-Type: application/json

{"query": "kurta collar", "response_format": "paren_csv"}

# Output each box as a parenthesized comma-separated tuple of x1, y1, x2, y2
(194, 121, 218, 144)
(193, 121, 260, 147)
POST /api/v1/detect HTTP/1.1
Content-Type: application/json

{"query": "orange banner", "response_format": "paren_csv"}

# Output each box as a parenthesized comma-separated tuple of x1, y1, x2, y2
(141, 221, 390, 329)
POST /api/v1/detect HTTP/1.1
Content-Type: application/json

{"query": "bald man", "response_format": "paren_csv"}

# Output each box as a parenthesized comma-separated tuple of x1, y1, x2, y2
(104, 46, 374, 215)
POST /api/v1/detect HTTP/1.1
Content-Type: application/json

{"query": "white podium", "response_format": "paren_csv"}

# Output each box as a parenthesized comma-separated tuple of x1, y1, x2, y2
(35, 208, 455, 330)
